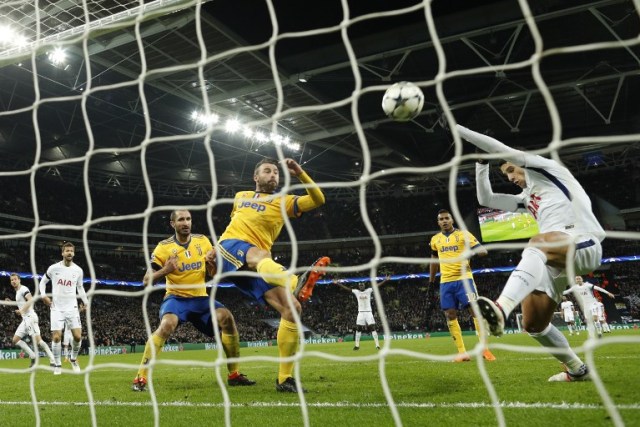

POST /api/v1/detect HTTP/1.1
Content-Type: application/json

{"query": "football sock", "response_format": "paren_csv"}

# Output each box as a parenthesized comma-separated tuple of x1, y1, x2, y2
(221, 332, 240, 374)
(497, 247, 547, 318)
(594, 321, 603, 335)
(137, 334, 166, 379)
(71, 339, 81, 360)
(277, 318, 299, 384)
(16, 340, 36, 359)
(354, 331, 361, 347)
(371, 330, 380, 347)
(447, 319, 466, 353)
(52, 341, 62, 366)
(529, 323, 583, 372)
(472, 316, 482, 338)
(256, 258, 297, 291)
(39, 340, 55, 364)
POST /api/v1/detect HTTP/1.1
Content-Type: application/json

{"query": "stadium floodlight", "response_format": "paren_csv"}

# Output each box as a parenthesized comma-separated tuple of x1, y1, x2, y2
(224, 118, 241, 133)
(47, 47, 67, 66)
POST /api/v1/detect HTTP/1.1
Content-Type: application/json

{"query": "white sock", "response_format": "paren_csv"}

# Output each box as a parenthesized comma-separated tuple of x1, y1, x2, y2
(372, 330, 379, 347)
(567, 324, 573, 334)
(603, 322, 610, 332)
(355, 331, 361, 347)
(594, 321, 603, 335)
(39, 340, 56, 364)
(529, 324, 583, 372)
(17, 340, 36, 359)
(497, 247, 547, 318)
(52, 341, 62, 366)
(71, 339, 81, 360)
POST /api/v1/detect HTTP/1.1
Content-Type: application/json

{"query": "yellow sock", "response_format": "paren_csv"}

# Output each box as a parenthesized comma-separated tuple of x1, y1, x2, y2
(473, 317, 482, 338)
(137, 334, 165, 379)
(257, 258, 298, 290)
(277, 318, 299, 384)
(447, 319, 466, 353)
(221, 332, 240, 375)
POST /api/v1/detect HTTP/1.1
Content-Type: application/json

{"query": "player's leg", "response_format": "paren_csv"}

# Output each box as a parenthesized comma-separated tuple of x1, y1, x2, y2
(441, 281, 468, 360)
(133, 297, 180, 391)
(354, 315, 365, 349)
(522, 292, 589, 381)
(367, 318, 380, 349)
(263, 285, 306, 392)
(194, 298, 255, 387)
(462, 279, 496, 361)
(50, 311, 64, 374)
(12, 327, 36, 366)
(566, 320, 574, 335)
(31, 313, 55, 365)
(63, 326, 72, 361)
(593, 314, 603, 337)
(68, 312, 83, 372)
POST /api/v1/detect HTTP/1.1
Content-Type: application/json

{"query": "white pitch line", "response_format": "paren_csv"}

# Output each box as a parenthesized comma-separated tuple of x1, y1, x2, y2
(0, 400, 639, 410)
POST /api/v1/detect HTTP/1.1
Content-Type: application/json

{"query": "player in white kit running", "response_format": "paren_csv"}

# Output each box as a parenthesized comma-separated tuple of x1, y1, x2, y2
(458, 125, 605, 382)
(564, 276, 614, 338)
(38, 242, 88, 375)
(6, 273, 56, 367)
(559, 296, 578, 336)
(333, 276, 390, 350)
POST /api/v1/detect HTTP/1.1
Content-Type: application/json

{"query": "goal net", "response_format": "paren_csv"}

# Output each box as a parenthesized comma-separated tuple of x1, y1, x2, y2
(1, 1, 639, 426)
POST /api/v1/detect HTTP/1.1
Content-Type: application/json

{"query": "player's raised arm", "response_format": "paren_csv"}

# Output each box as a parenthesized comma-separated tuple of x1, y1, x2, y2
(457, 125, 525, 165)
(594, 285, 615, 298)
(332, 279, 352, 292)
(475, 161, 523, 212)
(285, 158, 325, 212)
(375, 275, 392, 287)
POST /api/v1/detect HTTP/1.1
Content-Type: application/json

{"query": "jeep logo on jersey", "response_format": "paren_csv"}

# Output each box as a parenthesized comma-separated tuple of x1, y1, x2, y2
(57, 278, 73, 287)
(239, 201, 266, 212)
(440, 245, 459, 252)
(179, 261, 203, 272)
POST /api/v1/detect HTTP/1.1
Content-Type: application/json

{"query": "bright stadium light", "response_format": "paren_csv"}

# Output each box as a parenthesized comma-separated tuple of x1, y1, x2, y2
(48, 47, 67, 66)
(225, 118, 241, 133)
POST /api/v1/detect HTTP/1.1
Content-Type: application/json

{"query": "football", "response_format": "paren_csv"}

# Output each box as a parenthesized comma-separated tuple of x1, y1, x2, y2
(381, 81, 425, 122)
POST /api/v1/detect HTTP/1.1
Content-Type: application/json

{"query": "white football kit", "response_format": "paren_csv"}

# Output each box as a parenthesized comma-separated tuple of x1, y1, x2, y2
(39, 261, 88, 331)
(14, 285, 42, 339)
(465, 125, 605, 302)
(592, 301, 606, 321)
(352, 288, 376, 326)
(563, 282, 608, 317)
(560, 300, 575, 323)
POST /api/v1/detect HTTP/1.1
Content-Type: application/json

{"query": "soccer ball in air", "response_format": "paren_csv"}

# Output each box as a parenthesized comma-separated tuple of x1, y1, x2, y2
(381, 81, 425, 122)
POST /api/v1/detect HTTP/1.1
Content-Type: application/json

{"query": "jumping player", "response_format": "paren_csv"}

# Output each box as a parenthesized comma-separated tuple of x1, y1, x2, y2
(458, 124, 605, 382)
(214, 157, 329, 393)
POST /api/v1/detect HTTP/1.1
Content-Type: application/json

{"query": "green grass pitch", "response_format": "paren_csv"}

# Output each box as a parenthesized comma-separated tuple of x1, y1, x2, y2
(480, 218, 540, 243)
(1, 331, 639, 426)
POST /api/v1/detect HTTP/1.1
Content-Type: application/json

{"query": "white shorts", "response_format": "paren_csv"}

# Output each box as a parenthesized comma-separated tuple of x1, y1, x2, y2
(356, 312, 376, 326)
(15, 313, 41, 338)
(563, 312, 575, 322)
(539, 235, 603, 303)
(50, 309, 82, 332)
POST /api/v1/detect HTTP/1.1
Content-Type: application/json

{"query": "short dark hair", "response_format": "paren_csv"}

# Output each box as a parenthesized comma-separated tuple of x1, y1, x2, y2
(170, 209, 190, 222)
(10, 273, 19, 279)
(437, 209, 451, 217)
(254, 158, 279, 176)
(61, 242, 74, 250)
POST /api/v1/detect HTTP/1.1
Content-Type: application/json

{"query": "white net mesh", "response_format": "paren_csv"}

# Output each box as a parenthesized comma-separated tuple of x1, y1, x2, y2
(1, 1, 640, 426)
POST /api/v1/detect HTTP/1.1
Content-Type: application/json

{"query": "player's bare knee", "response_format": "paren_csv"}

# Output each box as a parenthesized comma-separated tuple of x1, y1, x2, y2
(216, 308, 235, 331)
(444, 309, 457, 321)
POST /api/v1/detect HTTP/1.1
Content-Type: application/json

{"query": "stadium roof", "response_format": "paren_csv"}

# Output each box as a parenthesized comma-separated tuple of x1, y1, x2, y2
(0, 0, 639, 200)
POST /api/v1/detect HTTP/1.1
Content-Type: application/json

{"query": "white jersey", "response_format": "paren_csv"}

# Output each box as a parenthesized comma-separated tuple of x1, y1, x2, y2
(462, 125, 605, 241)
(39, 261, 87, 311)
(560, 300, 574, 317)
(15, 285, 35, 317)
(352, 288, 373, 312)
(563, 282, 606, 314)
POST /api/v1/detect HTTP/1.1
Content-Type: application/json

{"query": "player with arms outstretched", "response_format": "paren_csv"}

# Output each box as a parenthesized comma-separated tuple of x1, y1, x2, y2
(564, 276, 614, 338)
(333, 276, 390, 350)
(38, 242, 88, 375)
(132, 209, 254, 391)
(214, 157, 329, 393)
(458, 125, 605, 382)
(6, 273, 56, 368)
(429, 209, 496, 362)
